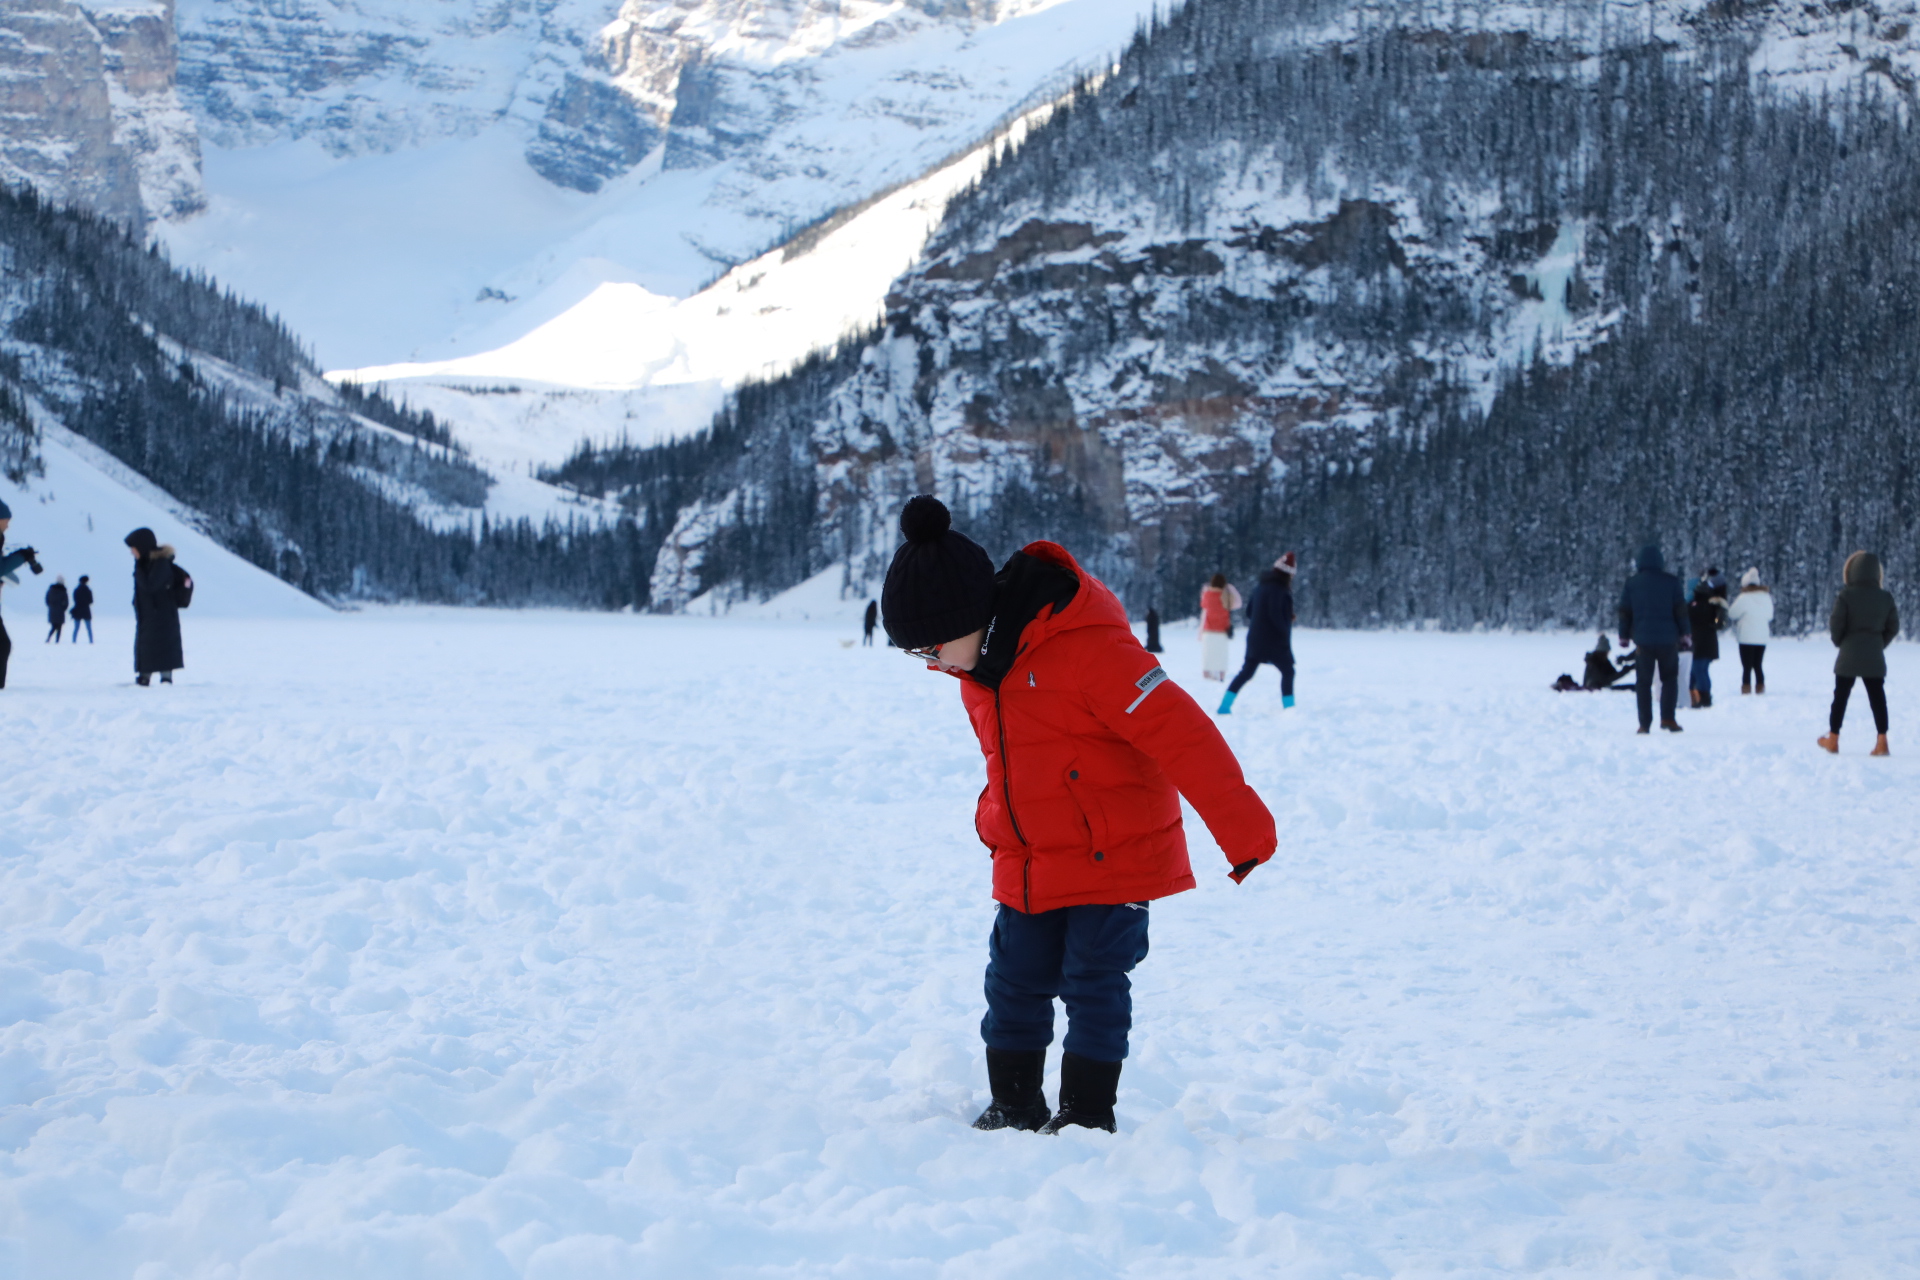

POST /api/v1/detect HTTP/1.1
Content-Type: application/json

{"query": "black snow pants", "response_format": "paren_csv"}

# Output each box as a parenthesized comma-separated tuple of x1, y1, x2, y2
(1739, 644, 1766, 689)
(1635, 643, 1680, 729)
(1228, 651, 1294, 697)
(1830, 676, 1889, 734)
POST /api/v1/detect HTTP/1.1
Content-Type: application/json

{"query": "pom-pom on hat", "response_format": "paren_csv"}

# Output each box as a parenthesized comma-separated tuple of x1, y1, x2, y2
(881, 496, 996, 649)
(1740, 567, 1761, 588)
(1274, 551, 1297, 574)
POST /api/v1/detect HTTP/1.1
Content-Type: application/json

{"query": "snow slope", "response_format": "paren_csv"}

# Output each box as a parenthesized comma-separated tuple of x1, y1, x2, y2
(0, 424, 330, 622)
(2, 611, 1917, 1275)
(332, 100, 1060, 464)
(161, 0, 1162, 372)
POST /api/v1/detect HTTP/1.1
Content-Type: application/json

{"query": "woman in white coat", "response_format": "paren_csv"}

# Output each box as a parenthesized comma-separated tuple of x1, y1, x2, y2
(1724, 568, 1775, 694)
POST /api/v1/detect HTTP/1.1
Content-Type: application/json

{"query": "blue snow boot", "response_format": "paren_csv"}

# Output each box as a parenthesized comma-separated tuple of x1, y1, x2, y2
(1282, 695, 1295, 708)
(1217, 691, 1237, 715)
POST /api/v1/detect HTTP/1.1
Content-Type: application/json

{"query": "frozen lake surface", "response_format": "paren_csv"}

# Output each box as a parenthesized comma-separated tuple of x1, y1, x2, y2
(1, 610, 1915, 1277)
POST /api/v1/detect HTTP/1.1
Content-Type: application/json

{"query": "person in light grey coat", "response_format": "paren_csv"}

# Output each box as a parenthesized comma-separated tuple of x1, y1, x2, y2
(1817, 551, 1899, 756)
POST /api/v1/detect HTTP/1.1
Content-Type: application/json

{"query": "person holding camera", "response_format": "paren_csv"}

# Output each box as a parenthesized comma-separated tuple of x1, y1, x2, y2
(0, 497, 47, 690)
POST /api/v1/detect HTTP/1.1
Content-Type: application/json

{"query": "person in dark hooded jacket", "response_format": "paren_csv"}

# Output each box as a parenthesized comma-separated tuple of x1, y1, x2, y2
(1619, 544, 1689, 733)
(69, 575, 93, 643)
(1218, 552, 1297, 714)
(44, 576, 68, 643)
(1687, 578, 1726, 708)
(881, 496, 1275, 1137)
(1817, 551, 1899, 756)
(126, 527, 185, 685)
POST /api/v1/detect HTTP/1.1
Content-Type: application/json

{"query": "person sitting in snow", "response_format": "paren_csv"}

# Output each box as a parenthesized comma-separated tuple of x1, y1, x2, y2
(1582, 635, 1635, 690)
(880, 496, 1276, 1135)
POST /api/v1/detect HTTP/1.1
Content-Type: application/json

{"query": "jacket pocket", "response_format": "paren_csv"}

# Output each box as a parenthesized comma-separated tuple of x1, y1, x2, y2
(1062, 764, 1113, 863)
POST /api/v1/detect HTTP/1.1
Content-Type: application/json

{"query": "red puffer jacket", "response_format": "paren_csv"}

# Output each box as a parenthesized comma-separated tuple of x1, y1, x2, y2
(953, 542, 1276, 913)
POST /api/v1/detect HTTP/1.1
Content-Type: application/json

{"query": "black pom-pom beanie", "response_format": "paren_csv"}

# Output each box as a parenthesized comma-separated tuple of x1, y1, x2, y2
(881, 496, 996, 648)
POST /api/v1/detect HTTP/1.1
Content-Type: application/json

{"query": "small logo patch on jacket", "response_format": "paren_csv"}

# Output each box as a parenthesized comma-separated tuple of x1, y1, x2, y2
(1125, 666, 1168, 714)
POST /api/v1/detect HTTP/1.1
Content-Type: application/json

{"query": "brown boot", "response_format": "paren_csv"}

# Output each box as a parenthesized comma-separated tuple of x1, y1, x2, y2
(1817, 732, 1840, 754)
(1690, 688, 1702, 709)
(1740, 679, 1751, 695)
(1872, 735, 1890, 757)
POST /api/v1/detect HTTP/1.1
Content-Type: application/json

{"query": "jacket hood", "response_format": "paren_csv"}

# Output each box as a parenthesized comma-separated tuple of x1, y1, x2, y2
(1844, 551, 1882, 587)
(1011, 541, 1128, 637)
(966, 541, 1127, 690)
(1637, 545, 1666, 573)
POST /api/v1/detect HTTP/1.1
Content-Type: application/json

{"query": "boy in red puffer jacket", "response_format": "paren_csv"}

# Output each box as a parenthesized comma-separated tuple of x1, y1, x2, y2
(881, 496, 1277, 1134)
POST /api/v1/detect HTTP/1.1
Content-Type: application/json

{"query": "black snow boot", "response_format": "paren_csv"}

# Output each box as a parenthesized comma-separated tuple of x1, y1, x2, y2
(135, 672, 150, 686)
(972, 1048, 1051, 1132)
(1040, 1052, 1121, 1134)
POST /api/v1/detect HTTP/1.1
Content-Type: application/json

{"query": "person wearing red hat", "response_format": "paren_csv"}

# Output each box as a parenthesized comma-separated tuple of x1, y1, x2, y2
(1218, 552, 1297, 714)
(881, 495, 1276, 1135)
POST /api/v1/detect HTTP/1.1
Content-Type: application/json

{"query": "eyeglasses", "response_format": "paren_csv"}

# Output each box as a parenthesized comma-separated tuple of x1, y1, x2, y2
(899, 641, 945, 664)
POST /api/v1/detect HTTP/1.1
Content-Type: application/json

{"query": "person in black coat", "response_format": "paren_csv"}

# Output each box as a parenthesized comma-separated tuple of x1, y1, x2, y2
(1619, 543, 1690, 733)
(126, 527, 184, 685)
(44, 576, 69, 642)
(1218, 552, 1297, 714)
(863, 599, 878, 646)
(69, 575, 93, 643)
(1687, 577, 1727, 708)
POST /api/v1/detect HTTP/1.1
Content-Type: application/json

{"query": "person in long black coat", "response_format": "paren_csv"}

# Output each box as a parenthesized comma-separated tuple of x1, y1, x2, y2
(126, 527, 184, 685)
(1218, 552, 1297, 714)
(69, 575, 93, 643)
(44, 577, 68, 642)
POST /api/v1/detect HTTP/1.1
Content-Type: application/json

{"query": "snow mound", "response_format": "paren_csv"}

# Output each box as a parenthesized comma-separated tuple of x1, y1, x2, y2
(329, 95, 1068, 463)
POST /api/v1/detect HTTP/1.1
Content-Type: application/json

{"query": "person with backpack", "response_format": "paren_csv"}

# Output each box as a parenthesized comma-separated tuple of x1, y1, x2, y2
(1218, 553, 1297, 713)
(44, 576, 69, 643)
(1724, 568, 1773, 694)
(1619, 544, 1689, 733)
(125, 527, 191, 686)
(1817, 551, 1899, 756)
(880, 496, 1275, 1135)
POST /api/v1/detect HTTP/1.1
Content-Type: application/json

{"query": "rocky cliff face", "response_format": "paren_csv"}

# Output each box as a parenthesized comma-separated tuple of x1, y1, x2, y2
(174, 0, 1098, 197)
(582, 0, 1920, 621)
(0, 0, 198, 223)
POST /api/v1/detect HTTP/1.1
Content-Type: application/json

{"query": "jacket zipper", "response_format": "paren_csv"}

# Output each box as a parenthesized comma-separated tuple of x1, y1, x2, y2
(993, 683, 1033, 912)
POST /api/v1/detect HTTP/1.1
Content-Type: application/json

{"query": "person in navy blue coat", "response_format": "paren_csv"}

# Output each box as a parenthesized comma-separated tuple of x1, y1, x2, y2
(1619, 544, 1690, 733)
(1218, 552, 1297, 714)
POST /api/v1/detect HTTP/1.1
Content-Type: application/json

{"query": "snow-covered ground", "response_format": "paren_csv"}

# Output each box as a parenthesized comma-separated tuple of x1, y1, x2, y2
(3, 609, 1917, 1277)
